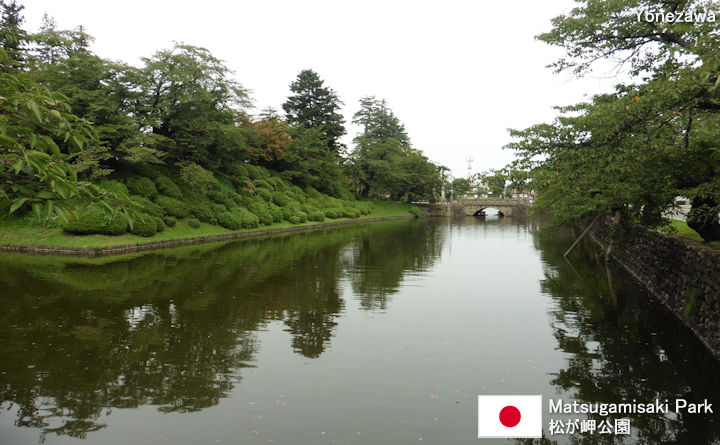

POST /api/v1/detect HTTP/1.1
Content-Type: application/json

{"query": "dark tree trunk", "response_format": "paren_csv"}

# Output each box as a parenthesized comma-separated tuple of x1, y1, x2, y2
(687, 196, 720, 242)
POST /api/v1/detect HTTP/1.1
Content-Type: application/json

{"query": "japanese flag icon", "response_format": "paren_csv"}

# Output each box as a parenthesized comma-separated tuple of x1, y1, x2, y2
(478, 395, 542, 438)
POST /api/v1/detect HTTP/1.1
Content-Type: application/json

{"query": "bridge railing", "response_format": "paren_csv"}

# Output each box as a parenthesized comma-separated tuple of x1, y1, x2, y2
(412, 198, 533, 206)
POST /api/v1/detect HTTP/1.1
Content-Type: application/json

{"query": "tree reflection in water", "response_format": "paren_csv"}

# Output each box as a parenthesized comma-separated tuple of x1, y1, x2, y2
(525, 226, 720, 445)
(0, 219, 443, 440)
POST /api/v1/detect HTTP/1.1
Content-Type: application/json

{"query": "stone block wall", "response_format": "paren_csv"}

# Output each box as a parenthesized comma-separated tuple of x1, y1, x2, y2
(592, 220, 720, 355)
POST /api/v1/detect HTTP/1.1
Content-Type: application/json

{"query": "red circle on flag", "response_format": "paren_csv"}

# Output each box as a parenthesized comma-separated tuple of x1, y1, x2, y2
(499, 405, 521, 427)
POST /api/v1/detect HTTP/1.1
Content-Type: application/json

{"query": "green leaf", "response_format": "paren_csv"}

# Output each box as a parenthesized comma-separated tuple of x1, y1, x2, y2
(9, 197, 27, 213)
(32, 202, 43, 221)
(27, 101, 43, 123)
(11, 159, 24, 173)
(71, 134, 84, 150)
(40, 135, 61, 157)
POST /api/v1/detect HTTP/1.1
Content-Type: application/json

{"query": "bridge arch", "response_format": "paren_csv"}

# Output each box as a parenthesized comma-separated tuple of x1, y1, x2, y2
(472, 207, 504, 217)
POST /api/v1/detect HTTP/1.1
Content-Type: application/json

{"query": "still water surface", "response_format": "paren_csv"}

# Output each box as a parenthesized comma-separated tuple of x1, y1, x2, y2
(0, 217, 718, 444)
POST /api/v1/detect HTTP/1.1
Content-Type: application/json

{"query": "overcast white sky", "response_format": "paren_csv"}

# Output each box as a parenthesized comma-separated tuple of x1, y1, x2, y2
(23, 0, 619, 178)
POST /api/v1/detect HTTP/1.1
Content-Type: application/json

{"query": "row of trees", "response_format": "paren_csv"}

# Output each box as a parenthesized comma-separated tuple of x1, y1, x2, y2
(507, 0, 720, 241)
(0, 1, 444, 222)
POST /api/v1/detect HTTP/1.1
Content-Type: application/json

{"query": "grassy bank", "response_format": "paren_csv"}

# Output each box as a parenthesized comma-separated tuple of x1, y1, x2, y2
(664, 219, 720, 249)
(0, 200, 420, 249)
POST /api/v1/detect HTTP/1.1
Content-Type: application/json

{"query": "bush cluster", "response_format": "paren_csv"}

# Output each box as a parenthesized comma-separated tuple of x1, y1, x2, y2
(190, 204, 216, 224)
(408, 206, 423, 217)
(256, 188, 273, 202)
(323, 208, 339, 219)
(217, 211, 242, 230)
(155, 176, 183, 199)
(130, 214, 157, 237)
(308, 210, 325, 222)
(133, 196, 164, 217)
(63, 204, 127, 235)
(126, 176, 158, 199)
(66, 164, 380, 240)
(155, 196, 189, 218)
(248, 202, 273, 225)
(154, 217, 166, 232)
(98, 180, 130, 196)
(273, 192, 291, 207)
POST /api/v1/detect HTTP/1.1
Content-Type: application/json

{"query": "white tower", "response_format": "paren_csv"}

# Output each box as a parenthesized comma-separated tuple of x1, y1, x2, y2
(465, 155, 474, 180)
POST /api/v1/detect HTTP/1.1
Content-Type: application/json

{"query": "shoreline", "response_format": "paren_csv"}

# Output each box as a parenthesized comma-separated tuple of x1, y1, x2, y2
(589, 219, 720, 357)
(0, 215, 417, 258)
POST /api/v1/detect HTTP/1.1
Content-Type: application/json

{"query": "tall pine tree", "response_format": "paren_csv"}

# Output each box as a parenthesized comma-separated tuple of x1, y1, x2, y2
(282, 69, 346, 154)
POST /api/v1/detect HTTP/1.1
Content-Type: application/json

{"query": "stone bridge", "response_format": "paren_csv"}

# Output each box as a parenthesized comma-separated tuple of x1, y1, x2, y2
(419, 198, 532, 217)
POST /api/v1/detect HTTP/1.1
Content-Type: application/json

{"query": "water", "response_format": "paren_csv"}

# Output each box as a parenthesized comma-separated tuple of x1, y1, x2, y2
(0, 217, 718, 444)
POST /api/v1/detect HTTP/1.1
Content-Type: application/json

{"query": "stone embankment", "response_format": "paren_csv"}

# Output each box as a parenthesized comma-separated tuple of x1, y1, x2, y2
(592, 219, 720, 355)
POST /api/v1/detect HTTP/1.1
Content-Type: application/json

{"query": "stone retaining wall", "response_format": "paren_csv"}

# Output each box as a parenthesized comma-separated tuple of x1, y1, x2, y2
(0, 215, 416, 258)
(591, 219, 720, 355)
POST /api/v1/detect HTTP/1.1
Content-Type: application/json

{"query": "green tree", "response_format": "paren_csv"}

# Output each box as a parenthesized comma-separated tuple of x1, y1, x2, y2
(476, 169, 507, 197)
(30, 14, 92, 65)
(282, 69, 346, 154)
(349, 97, 439, 200)
(508, 0, 720, 241)
(0, 48, 100, 221)
(352, 96, 409, 145)
(281, 126, 343, 195)
(451, 177, 471, 199)
(0, 0, 26, 67)
(134, 43, 251, 166)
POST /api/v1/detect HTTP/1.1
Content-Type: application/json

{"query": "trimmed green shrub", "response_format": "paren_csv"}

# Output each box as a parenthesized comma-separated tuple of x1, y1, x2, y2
(179, 162, 216, 191)
(246, 164, 269, 180)
(308, 210, 325, 222)
(130, 214, 157, 237)
(267, 202, 283, 223)
(342, 207, 359, 218)
(154, 217, 166, 232)
(227, 191, 244, 207)
(280, 205, 294, 221)
(323, 208, 339, 219)
(338, 188, 356, 201)
(186, 218, 201, 229)
(207, 189, 227, 204)
(288, 186, 307, 203)
(155, 176, 183, 199)
(353, 202, 372, 215)
(164, 216, 177, 227)
(228, 162, 248, 179)
(98, 180, 130, 195)
(256, 188, 273, 202)
(126, 176, 157, 199)
(156, 196, 189, 218)
(234, 207, 259, 229)
(269, 176, 287, 190)
(253, 179, 273, 190)
(217, 211, 243, 230)
(63, 204, 127, 235)
(409, 206, 423, 217)
(133, 196, 164, 217)
(190, 204, 216, 224)
(273, 192, 292, 207)
(249, 202, 273, 225)
(280, 205, 307, 224)
(304, 187, 322, 199)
